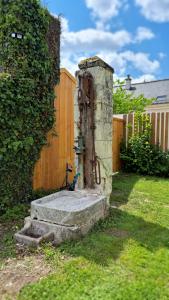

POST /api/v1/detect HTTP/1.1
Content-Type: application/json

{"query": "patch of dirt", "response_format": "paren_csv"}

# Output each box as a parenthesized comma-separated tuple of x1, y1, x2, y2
(0, 254, 52, 300)
(105, 228, 129, 238)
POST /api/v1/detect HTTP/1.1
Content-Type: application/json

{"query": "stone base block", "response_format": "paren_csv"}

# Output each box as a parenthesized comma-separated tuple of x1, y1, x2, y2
(15, 217, 81, 247)
(31, 190, 107, 226)
(15, 190, 108, 247)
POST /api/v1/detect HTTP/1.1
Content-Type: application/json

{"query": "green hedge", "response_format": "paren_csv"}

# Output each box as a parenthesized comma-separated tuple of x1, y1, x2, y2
(0, 0, 60, 213)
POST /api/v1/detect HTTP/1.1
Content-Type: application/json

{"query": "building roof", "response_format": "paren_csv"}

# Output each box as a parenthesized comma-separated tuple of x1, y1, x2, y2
(114, 78, 169, 105)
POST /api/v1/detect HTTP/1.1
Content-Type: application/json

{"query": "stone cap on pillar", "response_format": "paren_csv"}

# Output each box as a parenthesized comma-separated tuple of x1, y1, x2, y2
(78, 56, 114, 73)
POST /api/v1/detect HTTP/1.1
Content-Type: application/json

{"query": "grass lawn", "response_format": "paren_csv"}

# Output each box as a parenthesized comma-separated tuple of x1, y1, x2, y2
(1, 173, 169, 299)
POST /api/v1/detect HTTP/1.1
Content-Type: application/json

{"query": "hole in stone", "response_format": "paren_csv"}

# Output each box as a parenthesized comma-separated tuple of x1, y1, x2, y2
(23, 228, 44, 239)
(24, 231, 41, 239)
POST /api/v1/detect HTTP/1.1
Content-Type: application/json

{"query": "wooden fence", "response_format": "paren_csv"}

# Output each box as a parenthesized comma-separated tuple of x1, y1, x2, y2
(113, 112, 169, 172)
(124, 112, 169, 151)
(112, 117, 125, 172)
(34, 71, 169, 184)
(33, 68, 76, 190)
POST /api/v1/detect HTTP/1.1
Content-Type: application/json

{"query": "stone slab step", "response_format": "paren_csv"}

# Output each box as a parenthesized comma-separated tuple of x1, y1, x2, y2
(15, 217, 80, 247)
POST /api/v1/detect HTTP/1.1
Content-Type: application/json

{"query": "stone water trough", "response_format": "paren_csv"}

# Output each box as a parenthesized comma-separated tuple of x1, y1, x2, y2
(15, 190, 108, 247)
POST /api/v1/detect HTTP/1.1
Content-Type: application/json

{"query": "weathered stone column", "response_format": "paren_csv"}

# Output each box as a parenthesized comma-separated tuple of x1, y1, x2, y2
(74, 56, 114, 202)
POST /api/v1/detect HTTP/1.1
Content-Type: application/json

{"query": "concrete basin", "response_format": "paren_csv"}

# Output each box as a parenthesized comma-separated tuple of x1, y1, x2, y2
(15, 190, 108, 247)
(31, 190, 107, 226)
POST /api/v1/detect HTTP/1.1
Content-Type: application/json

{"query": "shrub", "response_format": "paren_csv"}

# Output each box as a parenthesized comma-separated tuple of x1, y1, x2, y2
(0, 0, 60, 213)
(120, 114, 169, 177)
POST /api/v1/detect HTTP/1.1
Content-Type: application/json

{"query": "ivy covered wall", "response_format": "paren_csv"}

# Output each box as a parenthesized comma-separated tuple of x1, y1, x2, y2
(0, 0, 60, 213)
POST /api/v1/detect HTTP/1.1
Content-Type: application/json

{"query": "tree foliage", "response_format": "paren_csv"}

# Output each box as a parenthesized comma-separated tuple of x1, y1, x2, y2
(0, 0, 60, 213)
(113, 80, 153, 114)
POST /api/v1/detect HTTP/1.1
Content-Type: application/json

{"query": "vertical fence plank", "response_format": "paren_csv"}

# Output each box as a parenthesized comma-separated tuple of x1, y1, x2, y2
(33, 69, 76, 190)
(128, 113, 133, 139)
(123, 114, 127, 145)
(161, 113, 165, 150)
(156, 113, 160, 146)
(165, 113, 169, 151)
(142, 113, 146, 133)
(151, 113, 156, 145)
(112, 118, 125, 172)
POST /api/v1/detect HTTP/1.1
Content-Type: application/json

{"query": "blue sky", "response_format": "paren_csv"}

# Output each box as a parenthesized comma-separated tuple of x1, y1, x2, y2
(41, 0, 169, 82)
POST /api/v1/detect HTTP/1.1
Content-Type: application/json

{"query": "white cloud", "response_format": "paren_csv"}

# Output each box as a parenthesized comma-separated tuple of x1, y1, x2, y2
(135, 0, 169, 22)
(85, 0, 130, 29)
(96, 50, 160, 75)
(135, 27, 155, 43)
(85, 0, 122, 22)
(158, 52, 167, 59)
(61, 54, 87, 76)
(120, 51, 160, 74)
(132, 74, 156, 83)
(95, 51, 127, 76)
(61, 16, 69, 32)
(60, 17, 160, 78)
(114, 73, 156, 83)
(61, 16, 132, 74)
(62, 28, 132, 54)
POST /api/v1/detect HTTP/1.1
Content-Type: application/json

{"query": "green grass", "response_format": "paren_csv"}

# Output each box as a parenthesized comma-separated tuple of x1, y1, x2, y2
(15, 174, 169, 299)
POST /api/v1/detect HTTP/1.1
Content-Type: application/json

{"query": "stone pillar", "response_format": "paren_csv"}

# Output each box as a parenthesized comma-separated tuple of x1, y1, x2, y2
(74, 56, 114, 202)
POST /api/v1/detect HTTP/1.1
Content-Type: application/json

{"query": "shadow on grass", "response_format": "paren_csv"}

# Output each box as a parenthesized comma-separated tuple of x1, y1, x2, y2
(60, 208, 169, 266)
(110, 172, 140, 207)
